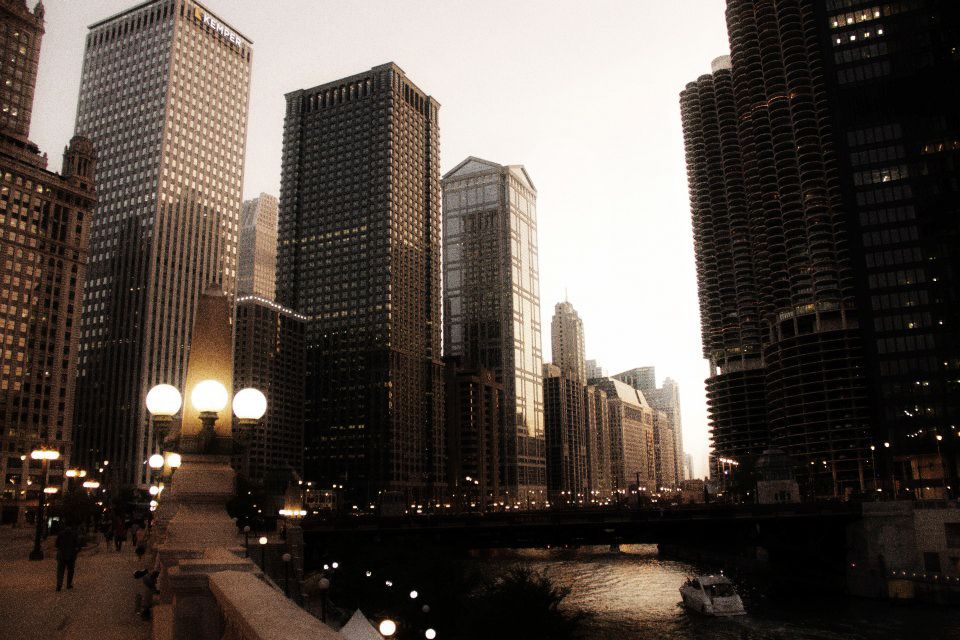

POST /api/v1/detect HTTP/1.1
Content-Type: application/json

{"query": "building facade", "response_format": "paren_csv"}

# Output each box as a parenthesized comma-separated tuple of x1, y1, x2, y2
(542, 363, 587, 505)
(585, 359, 604, 379)
(815, 1, 960, 495)
(592, 378, 655, 495)
(550, 300, 586, 383)
(237, 193, 277, 300)
(443, 356, 503, 512)
(684, 2, 874, 493)
(583, 383, 612, 500)
(441, 156, 545, 507)
(0, 0, 97, 524)
(72, 0, 252, 486)
(233, 295, 305, 497)
(279, 63, 444, 505)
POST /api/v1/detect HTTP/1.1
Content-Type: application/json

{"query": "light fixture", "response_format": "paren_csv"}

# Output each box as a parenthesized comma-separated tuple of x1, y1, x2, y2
(148, 453, 165, 469)
(43, 486, 58, 494)
(425, 629, 437, 639)
(30, 448, 59, 461)
(191, 379, 228, 413)
(409, 590, 418, 599)
(166, 452, 182, 468)
(232, 388, 267, 421)
(259, 536, 268, 545)
(146, 384, 182, 417)
(83, 480, 100, 489)
(378, 620, 397, 637)
(149, 485, 160, 496)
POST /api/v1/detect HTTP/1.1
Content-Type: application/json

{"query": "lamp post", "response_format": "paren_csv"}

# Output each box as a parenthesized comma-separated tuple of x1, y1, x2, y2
(233, 388, 267, 479)
(243, 525, 251, 557)
(146, 384, 182, 448)
(191, 380, 229, 452)
(258, 535, 268, 572)
(29, 447, 60, 560)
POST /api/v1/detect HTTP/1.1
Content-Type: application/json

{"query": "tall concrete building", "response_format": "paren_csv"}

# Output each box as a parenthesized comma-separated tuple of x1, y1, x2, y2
(72, 0, 252, 486)
(237, 193, 277, 300)
(233, 295, 305, 497)
(551, 300, 586, 383)
(442, 157, 545, 507)
(583, 383, 612, 500)
(592, 378, 656, 494)
(0, 0, 42, 138)
(443, 356, 503, 512)
(542, 363, 587, 504)
(278, 64, 444, 505)
(585, 359, 604, 379)
(613, 368, 685, 486)
(0, 0, 97, 524)
(683, 2, 875, 493)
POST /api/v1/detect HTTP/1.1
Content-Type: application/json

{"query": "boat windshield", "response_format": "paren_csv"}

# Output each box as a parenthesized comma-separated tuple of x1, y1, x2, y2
(708, 583, 736, 598)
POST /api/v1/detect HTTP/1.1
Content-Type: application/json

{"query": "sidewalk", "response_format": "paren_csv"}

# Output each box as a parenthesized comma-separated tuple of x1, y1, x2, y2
(0, 528, 150, 640)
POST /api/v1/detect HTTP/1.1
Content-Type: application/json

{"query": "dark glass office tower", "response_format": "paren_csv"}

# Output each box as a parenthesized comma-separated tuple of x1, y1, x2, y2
(816, 1, 960, 495)
(278, 63, 444, 505)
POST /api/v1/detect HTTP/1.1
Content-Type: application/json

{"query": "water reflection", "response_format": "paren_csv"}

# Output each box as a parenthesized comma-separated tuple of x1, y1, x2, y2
(478, 545, 960, 640)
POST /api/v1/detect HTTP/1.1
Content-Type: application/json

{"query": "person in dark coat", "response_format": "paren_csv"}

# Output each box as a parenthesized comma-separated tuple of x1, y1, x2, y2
(55, 524, 80, 591)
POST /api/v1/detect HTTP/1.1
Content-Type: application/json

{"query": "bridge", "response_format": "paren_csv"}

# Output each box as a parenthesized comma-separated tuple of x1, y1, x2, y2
(302, 503, 859, 585)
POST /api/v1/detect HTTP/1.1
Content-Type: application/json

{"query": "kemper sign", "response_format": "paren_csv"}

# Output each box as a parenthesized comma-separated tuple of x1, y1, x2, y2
(194, 7, 242, 48)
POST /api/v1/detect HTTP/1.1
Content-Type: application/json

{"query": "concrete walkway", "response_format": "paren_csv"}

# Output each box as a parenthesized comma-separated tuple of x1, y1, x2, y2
(0, 528, 150, 640)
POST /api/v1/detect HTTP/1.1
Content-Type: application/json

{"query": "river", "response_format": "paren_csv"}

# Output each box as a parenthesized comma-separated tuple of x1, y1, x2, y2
(479, 544, 960, 640)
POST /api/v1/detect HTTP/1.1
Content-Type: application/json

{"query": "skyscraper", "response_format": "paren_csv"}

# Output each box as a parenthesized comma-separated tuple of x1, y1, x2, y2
(237, 193, 277, 300)
(815, 1, 960, 495)
(442, 156, 545, 507)
(683, 2, 874, 493)
(613, 368, 685, 486)
(592, 378, 655, 494)
(0, 0, 97, 524)
(551, 300, 586, 383)
(72, 0, 252, 486)
(583, 383, 612, 499)
(278, 63, 444, 504)
(0, 0, 42, 138)
(542, 363, 587, 504)
(233, 295, 306, 497)
(585, 359, 605, 379)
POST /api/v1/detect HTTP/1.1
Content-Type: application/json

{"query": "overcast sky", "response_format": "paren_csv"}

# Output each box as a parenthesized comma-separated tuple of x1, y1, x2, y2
(34, 0, 730, 478)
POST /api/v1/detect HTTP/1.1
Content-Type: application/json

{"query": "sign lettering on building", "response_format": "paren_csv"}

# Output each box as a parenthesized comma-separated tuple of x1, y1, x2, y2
(193, 6, 242, 48)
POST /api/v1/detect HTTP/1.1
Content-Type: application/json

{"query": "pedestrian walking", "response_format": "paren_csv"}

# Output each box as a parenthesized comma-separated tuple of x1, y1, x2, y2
(113, 517, 127, 552)
(135, 524, 148, 568)
(55, 524, 81, 591)
(129, 521, 140, 551)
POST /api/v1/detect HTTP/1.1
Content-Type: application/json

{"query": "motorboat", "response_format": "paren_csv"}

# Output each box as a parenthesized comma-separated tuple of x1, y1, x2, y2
(680, 574, 746, 616)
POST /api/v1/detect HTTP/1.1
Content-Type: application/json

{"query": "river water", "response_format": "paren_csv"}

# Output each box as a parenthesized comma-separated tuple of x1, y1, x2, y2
(480, 544, 960, 640)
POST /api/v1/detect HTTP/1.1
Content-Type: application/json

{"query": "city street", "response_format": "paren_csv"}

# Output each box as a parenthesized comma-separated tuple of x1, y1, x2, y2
(0, 529, 149, 640)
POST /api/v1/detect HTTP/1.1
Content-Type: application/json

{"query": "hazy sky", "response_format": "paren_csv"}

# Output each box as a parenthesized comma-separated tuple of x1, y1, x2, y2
(34, 0, 730, 478)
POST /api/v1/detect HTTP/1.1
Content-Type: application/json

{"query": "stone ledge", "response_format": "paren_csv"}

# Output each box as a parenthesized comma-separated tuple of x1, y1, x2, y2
(152, 604, 174, 640)
(209, 571, 343, 640)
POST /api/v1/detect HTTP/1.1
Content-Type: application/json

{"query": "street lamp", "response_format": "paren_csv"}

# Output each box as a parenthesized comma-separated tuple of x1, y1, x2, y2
(29, 447, 60, 560)
(146, 383, 183, 445)
(378, 619, 397, 637)
(258, 535, 268, 571)
(282, 552, 292, 598)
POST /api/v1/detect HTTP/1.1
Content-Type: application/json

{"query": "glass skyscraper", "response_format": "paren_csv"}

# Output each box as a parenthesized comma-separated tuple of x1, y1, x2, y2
(72, 0, 252, 486)
(237, 193, 277, 300)
(442, 157, 545, 507)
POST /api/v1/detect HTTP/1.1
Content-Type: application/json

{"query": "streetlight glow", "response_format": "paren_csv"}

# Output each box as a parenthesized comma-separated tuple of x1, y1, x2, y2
(191, 379, 229, 413)
(425, 630, 437, 640)
(146, 384, 183, 416)
(232, 388, 267, 420)
(148, 453, 165, 469)
(378, 620, 397, 637)
(166, 452, 182, 468)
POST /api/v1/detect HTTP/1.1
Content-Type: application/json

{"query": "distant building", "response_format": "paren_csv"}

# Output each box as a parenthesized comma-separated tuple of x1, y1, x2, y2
(443, 356, 503, 512)
(279, 64, 445, 504)
(0, 0, 97, 525)
(237, 193, 277, 300)
(652, 409, 677, 490)
(592, 378, 655, 494)
(551, 301, 586, 383)
(442, 156, 545, 507)
(543, 363, 587, 504)
(232, 296, 306, 497)
(73, 1, 253, 486)
(583, 383, 612, 500)
(585, 360, 604, 379)
(613, 368, 684, 486)
(685, 453, 694, 480)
